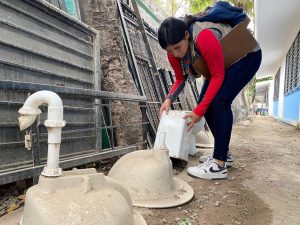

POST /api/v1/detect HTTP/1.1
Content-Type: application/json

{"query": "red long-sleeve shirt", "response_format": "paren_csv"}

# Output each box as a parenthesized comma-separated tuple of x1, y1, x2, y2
(167, 29, 225, 118)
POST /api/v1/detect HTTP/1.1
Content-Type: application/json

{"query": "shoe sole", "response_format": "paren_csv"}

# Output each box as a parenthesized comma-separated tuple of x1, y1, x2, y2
(226, 161, 233, 167)
(187, 171, 227, 180)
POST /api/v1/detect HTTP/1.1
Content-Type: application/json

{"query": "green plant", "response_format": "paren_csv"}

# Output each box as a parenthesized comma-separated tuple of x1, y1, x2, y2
(180, 217, 192, 225)
(153, 0, 255, 17)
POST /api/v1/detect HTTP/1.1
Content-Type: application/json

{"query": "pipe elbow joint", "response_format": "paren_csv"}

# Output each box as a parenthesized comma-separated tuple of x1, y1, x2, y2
(18, 107, 42, 131)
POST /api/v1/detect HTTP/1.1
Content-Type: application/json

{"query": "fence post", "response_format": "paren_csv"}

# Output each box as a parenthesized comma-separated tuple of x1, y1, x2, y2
(139, 102, 148, 149)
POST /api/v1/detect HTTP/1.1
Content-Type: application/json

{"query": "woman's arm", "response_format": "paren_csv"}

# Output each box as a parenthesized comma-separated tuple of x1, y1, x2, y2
(192, 29, 225, 118)
(166, 53, 186, 102)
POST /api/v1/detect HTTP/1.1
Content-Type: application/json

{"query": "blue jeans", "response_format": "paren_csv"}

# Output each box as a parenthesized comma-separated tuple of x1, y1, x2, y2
(197, 50, 262, 161)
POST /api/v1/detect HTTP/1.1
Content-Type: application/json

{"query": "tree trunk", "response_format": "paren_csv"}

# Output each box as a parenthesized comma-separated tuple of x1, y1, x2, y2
(79, 0, 143, 148)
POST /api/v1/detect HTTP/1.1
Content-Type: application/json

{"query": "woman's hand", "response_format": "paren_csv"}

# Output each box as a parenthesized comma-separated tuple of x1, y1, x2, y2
(183, 112, 201, 132)
(159, 98, 171, 117)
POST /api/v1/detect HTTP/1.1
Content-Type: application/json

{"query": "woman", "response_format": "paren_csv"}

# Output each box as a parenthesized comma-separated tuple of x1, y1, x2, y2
(157, 16, 261, 179)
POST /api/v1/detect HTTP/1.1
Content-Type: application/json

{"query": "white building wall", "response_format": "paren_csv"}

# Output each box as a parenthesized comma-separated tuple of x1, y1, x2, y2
(268, 80, 274, 116)
(278, 57, 286, 119)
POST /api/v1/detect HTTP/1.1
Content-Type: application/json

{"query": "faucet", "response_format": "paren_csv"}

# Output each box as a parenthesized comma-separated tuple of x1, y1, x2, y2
(18, 91, 66, 177)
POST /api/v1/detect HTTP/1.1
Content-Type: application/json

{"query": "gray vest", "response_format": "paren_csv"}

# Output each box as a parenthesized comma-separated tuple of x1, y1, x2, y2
(190, 21, 232, 65)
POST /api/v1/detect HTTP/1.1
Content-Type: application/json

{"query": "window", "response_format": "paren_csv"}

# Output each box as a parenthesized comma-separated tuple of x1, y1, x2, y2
(273, 69, 280, 101)
(284, 32, 300, 94)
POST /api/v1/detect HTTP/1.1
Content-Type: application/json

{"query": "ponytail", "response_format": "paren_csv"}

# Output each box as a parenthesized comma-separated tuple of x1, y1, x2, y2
(183, 7, 211, 27)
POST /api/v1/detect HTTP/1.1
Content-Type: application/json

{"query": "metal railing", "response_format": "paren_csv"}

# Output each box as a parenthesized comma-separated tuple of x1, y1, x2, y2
(0, 80, 148, 184)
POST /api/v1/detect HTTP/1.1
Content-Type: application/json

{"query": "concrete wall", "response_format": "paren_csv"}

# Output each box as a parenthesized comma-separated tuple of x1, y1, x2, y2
(278, 57, 286, 119)
(283, 90, 300, 123)
(272, 67, 300, 125)
(272, 65, 300, 125)
(273, 100, 279, 118)
(268, 80, 274, 116)
(270, 32, 300, 126)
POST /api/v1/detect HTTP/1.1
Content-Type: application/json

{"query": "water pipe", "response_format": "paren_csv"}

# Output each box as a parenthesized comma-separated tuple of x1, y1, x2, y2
(18, 91, 66, 177)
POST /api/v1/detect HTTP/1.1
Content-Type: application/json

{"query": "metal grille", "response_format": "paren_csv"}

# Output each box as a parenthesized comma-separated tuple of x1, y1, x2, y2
(0, 0, 147, 184)
(284, 32, 300, 94)
(118, 0, 198, 145)
(136, 57, 161, 128)
(118, 2, 162, 145)
(120, 1, 196, 106)
(158, 69, 183, 110)
(0, 0, 96, 173)
(274, 69, 280, 101)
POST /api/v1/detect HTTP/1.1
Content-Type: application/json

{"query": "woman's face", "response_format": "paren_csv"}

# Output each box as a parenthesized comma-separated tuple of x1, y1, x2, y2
(165, 31, 190, 59)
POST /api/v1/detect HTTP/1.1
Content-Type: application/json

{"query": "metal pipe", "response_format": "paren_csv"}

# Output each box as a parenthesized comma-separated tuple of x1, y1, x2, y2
(0, 80, 147, 102)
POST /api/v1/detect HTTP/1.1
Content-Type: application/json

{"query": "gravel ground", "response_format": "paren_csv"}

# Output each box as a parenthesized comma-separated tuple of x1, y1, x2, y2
(139, 116, 300, 225)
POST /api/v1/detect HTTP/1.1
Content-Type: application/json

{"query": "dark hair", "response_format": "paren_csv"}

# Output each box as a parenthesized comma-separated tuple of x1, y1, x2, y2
(158, 10, 209, 49)
(157, 17, 188, 49)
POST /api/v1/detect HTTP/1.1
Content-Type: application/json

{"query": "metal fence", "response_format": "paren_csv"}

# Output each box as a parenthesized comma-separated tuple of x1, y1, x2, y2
(0, 0, 200, 184)
(136, 57, 161, 128)
(0, 0, 147, 185)
(118, 0, 198, 144)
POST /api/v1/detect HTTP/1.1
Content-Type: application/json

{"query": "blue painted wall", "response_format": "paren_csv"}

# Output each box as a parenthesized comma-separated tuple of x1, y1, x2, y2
(283, 89, 300, 122)
(273, 100, 279, 118)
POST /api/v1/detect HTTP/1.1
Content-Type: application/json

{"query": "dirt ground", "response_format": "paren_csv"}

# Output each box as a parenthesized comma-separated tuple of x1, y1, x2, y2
(0, 116, 299, 225)
(138, 116, 300, 225)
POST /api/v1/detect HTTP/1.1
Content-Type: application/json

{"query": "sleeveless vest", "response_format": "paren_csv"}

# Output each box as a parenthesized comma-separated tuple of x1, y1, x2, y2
(186, 17, 257, 79)
(190, 21, 232, 63)
(186, 22, 232, 79)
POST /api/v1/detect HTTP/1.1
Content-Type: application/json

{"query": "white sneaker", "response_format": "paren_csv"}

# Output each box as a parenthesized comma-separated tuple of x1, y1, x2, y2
(199, 153, 234, 167)
(187, 158, 227, 180)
